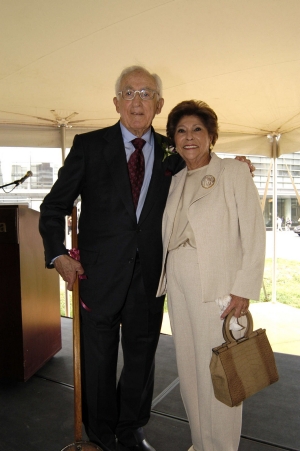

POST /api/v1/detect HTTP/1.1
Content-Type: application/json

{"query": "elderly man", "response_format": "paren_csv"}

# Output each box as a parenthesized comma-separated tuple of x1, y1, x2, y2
(40, 66, 184, 451)
(39, 66, 253, 451)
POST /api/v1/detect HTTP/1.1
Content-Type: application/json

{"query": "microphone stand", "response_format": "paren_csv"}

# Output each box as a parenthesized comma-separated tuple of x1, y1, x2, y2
(0, 180, 20, 192)
(0, 176, 30, 192)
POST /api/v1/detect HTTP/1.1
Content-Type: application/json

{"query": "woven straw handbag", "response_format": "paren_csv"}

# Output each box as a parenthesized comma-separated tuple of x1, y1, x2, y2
(210, 310, 279, 407)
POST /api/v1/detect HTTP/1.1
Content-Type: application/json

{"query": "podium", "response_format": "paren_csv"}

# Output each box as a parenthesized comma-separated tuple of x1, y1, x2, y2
(0, 205, 61, 381)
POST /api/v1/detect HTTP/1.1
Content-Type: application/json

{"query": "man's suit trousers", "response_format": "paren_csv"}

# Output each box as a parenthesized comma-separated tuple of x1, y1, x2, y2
(80, 253, 164, 448)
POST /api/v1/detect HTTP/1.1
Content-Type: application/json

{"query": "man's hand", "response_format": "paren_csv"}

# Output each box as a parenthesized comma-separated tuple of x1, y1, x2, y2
(54, 254, 85, 291)
(220, 294, 249, 319)
(235, 156, 255, 177)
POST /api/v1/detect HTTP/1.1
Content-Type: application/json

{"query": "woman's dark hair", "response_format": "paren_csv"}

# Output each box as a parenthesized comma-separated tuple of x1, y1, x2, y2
(166, 100, 219, 147)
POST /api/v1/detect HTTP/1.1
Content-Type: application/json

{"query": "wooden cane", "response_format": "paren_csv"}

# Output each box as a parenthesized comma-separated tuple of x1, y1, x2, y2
(71, 206, 82, 443)
(61, 206, 101, 451)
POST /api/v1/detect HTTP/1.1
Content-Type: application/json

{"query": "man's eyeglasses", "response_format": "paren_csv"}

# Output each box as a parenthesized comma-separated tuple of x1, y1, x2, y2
(118, 89, 159, 101)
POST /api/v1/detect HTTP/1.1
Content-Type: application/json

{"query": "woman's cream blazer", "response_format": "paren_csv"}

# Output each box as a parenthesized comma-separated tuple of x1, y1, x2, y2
(156, 153, 266, 302)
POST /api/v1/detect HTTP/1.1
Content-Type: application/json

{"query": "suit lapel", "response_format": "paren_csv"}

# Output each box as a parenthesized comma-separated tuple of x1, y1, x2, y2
(189, 153, 224, 205)
(163, 154, 225, 240)
(102, 122, 136, 221)
(164, 168, 187, 223)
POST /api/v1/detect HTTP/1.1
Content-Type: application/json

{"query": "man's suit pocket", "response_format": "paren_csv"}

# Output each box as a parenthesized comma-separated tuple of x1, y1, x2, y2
(79, 248, 100, 268)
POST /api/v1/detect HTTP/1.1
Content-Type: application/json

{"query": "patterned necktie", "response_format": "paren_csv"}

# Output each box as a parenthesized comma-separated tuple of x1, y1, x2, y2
(128, 138, 146, 210)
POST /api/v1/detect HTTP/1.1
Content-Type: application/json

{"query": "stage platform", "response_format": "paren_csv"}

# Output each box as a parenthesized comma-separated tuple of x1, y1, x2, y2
(0, 315, 299, 451)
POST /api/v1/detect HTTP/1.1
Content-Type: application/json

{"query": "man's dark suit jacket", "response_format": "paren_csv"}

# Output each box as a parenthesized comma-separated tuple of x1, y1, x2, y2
(39, 122, 184, 315)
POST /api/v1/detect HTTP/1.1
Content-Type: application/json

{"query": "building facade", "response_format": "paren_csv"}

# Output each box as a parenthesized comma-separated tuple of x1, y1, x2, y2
(1, 149, 300, 227)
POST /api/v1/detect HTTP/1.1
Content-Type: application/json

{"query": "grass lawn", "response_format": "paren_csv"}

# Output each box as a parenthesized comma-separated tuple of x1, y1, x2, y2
(258, 258, 300, 309)
(60, 281, 72, 317)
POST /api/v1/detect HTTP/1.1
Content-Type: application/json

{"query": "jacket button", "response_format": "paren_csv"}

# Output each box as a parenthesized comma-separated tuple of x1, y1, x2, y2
(128, 257, 134, 263)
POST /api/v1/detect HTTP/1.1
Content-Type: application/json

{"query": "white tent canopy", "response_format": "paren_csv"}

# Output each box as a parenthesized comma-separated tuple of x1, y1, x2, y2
(1, 0, 300, 156)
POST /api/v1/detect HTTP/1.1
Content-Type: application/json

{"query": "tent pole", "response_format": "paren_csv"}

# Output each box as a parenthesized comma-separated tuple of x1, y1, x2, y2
(272, 134, 279, 304)
(60, 125, 70, 317)
(60, 125, 66, 164)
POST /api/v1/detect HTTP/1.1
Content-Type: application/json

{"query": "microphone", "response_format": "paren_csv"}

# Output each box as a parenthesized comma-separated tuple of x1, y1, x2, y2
(15, 171, 33, 186)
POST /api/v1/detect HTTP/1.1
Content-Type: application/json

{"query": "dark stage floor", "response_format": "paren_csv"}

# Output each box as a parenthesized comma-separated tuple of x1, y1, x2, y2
(0, 317, 299, 451)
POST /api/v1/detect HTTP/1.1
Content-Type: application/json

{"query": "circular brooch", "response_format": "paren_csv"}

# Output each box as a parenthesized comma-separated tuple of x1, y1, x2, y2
(201, 175, 215, 189)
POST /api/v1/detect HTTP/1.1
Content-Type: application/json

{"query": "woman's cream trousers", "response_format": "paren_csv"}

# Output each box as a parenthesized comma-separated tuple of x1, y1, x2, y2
(166, 244, 242, 451)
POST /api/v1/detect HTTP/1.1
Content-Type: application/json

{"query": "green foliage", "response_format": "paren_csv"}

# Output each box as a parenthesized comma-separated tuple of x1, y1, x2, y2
(60, 279, 73, 317)
(164, 298, 168, 313)
(60, 259, 300, 317)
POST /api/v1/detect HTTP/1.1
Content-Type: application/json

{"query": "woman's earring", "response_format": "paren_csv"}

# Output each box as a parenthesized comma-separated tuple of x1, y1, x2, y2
(209, 144, 214, 151)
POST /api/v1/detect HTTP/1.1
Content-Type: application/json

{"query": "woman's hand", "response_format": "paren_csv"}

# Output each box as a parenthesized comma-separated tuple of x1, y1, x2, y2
(235, 156, 255, 177)
(220, 294, 249, 319)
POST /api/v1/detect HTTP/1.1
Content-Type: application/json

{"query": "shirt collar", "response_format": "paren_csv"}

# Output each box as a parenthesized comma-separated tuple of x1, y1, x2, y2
(120, 122, 152, 145)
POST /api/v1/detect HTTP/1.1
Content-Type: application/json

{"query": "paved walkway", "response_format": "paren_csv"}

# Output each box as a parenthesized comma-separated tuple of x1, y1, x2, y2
(266, 229, 300, 261)
(161, 302, 300, 356)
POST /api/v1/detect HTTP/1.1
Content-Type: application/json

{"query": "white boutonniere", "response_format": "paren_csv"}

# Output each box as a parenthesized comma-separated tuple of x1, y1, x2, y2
(162, 143, 177, 162)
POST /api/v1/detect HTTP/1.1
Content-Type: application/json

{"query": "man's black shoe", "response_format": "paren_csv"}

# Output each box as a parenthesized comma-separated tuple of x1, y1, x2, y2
(90, 440, 116, 451)
(87, 429, 116, 451)
(117, 427, 156, 451)
(117, 440, 156, 451)
(89, 440, 116, 451)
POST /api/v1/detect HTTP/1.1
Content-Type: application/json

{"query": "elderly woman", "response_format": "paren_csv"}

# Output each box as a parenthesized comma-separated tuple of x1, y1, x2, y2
(157, 100, 266, 451)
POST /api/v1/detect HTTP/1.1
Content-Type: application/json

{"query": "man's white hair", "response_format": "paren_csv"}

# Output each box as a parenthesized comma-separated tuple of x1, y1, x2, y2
(115, 65, 163, 97)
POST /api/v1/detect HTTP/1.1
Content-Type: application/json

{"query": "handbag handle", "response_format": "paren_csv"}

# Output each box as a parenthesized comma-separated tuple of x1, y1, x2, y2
(222, 310, 254, 343)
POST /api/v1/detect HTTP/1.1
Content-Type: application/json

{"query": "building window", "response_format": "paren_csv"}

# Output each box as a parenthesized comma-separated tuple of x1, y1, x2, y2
(0, 147, 62, 211)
